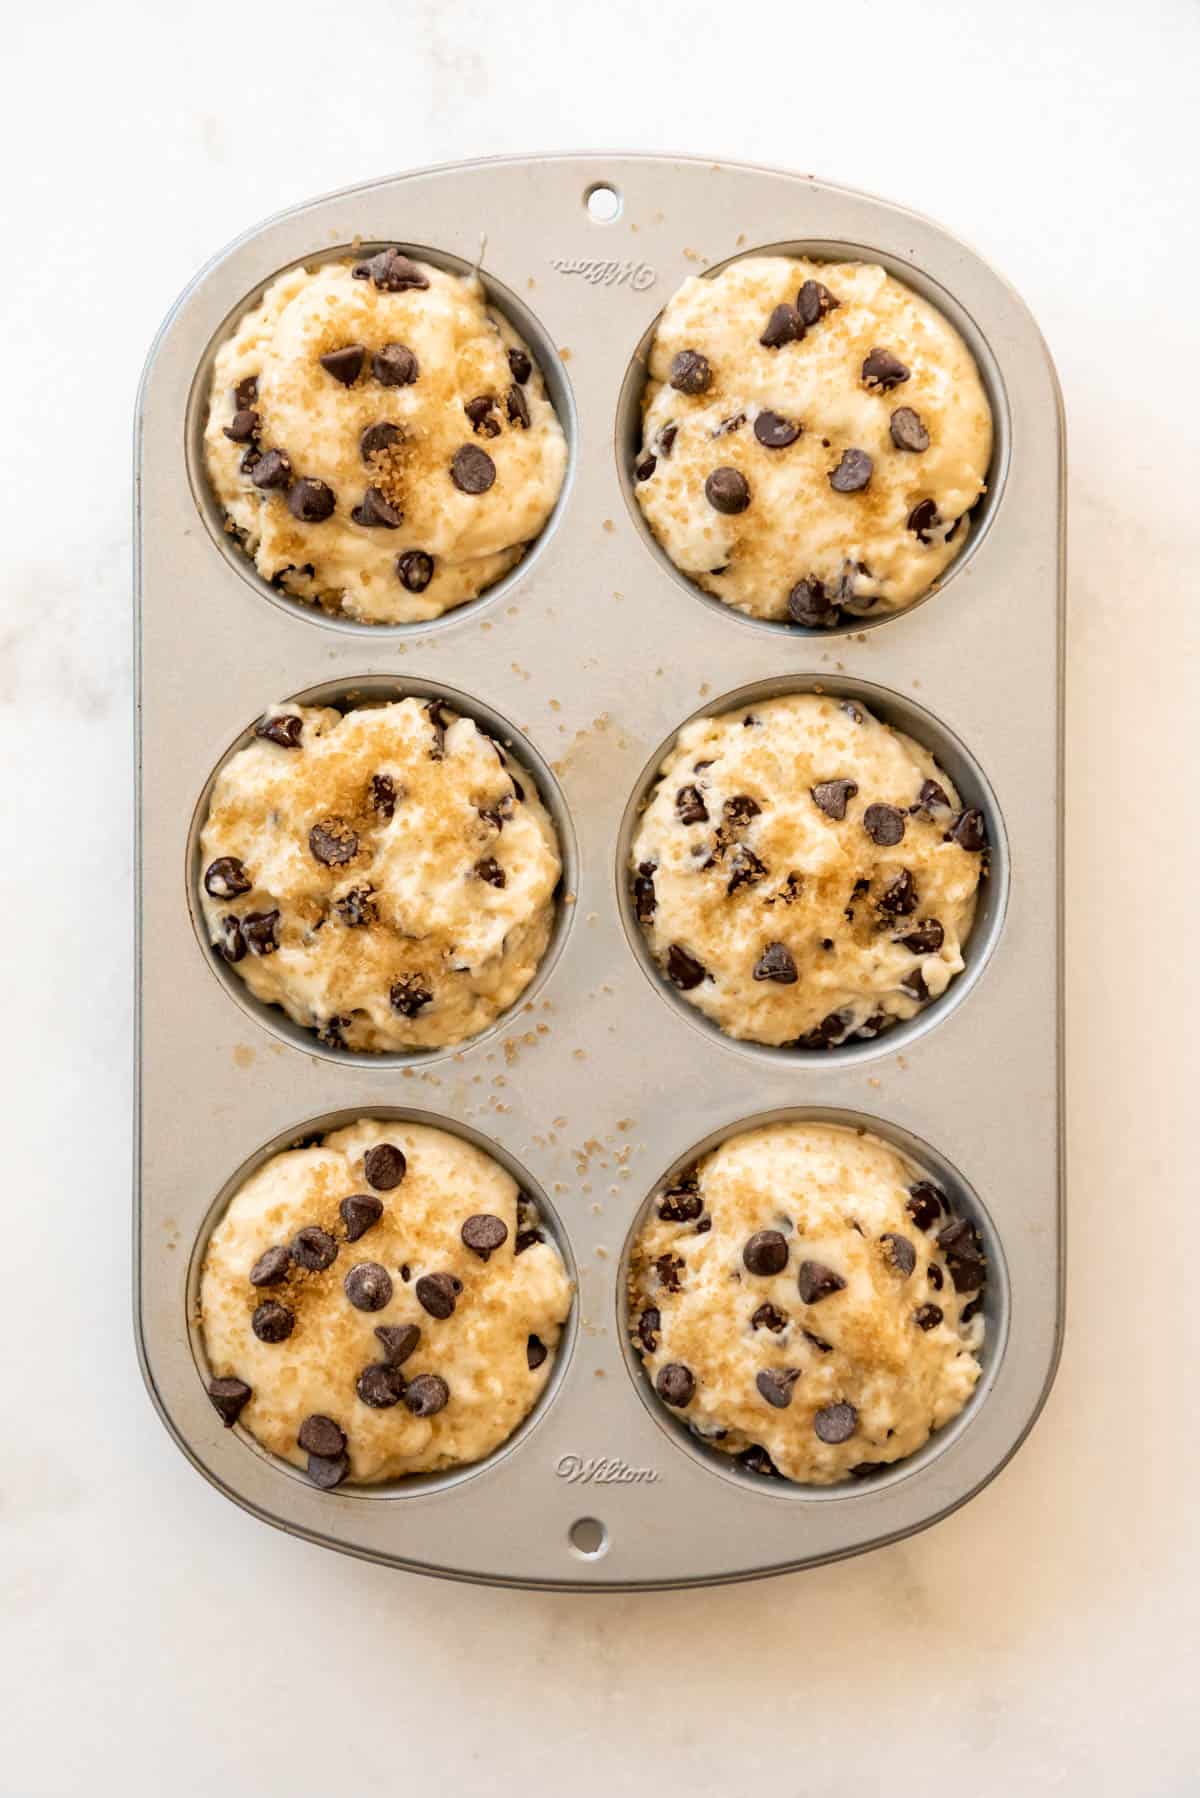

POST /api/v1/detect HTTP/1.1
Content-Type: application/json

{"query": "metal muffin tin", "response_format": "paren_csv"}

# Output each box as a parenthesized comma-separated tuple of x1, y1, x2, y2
(134, 153, 1064, 1589)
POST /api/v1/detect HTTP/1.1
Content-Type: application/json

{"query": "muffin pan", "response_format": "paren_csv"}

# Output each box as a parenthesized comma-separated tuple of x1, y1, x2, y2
(134, 153, 1064, 1589)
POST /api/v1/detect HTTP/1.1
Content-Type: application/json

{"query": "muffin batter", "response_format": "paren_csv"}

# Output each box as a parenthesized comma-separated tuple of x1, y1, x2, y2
(199, 697, 561, 1051)
(628, 1121, 986, 1484)
(629, 693, 987, 1048)
(633, 256, 992, 625)
(202, 1118, 573, 1485)
(204, 249, 567, 623)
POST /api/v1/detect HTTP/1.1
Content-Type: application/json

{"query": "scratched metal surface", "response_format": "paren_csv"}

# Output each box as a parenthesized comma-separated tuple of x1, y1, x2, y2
(134, 154, 1063, 1589)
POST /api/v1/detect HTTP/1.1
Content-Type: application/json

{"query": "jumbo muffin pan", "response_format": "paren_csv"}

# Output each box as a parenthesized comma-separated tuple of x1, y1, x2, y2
(135, 153, 1064, 1589)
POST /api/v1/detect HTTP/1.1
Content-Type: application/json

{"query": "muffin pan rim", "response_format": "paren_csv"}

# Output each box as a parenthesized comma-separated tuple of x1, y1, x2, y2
(135, 152, 1063, 1589)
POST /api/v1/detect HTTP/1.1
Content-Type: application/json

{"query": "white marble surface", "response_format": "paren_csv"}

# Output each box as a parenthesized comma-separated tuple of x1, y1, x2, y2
(3, 2, 1198, 1792)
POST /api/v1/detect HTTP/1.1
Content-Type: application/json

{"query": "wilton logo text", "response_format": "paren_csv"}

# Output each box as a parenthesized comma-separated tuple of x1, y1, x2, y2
(550, 258, 656, 292)
(555, 1454, 660, 1485)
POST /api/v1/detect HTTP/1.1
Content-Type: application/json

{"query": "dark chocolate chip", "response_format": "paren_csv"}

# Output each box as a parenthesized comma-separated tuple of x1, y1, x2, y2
(655, 1363, 695, 1407)
(360, 421, 404, 461)
(861, 348, 910, 390)
(344, 1262, 393, 1312)
(669, 349, 712, 394)
(255, 714, 303, 748)
(657, 423, 678, 457)
(207, 1378, 252, 1427)
(635, 453, 657, 482)
(404, 1373, 450, 1417)
(914, 1303, 944, 1331)
(475, 857, 506, 889)
(794, 1010, 849, 1051)
(372, 342, 419, 387)
(357, 1363, 407, 1408)
(234, 376, 259, 410)
(757, 1367, 801, 1409)
(507, 345, 532, 384)
(759, 303, 804, 348)
(351, 485, 403, 528)
(291, 1226, 337, 1272)
(813, 1401, 857, 1444)
(288, 478, 336, 523)
(811, 779, 858, 821)
(462, 1213, 509, 1260)
(240, 446, 262, 474)
(415, 1272, 461, 1319)
(900, 918, 945, 954)
(914, 778, 952, 815)
(737, 1444, 782, 1477)
(216, 916, 245, 962)
(797, 1260, 846, 1304)
(948, 808, 988, 852)
(305, 1451, 349, 1489)
(637, 1307, 661, 1352)
(465, 394, 501, 438)
(655, 1253, 684, 1293)
(389, 975, 433, 1018)
(249, 1244, 291, 1287)
(358, 248, 429, 292)
(704, 466, 751, 514)
(803, 1329, 834, 1354)
(224, 408, 261, 444)
(451, 444, 496, 494)
(506, 384, 531, 429)
(881, 1233, 917, 1278)
(319, 345, 365, 386)
(902, 968, 929, 1002)
(632, 862, 657, 924)
(753, 942, 798, 984)
(878, 869, 918, 915)
(666, 944, 707, 989)
(927, 1263, 944, 1291)
(725, 794, 761, 826)
(526, 1334, 548, 1370)
(241, 910, 280, 956)
(676, 784, 709, 825)
(863, 803, 906, 846)
(743, 1230, 789, 1276)
(251, 1301, 294, 1343)
(797, 279, 839, 325)
(340, 1195, 383, 1242)
(752, 1302, 789, 1333)
(363, 1143, 407, 1190)
(250, 448, 292, 490)
(712, 412, 745, 437)
(298, 1414, 346, 1457)
(890, 406, 929, 452)
(908, 498, 941, 543)
(961, 1293, 984, 1324)
(937, 1218, 986, 1292)
(307, 816, 358, 867)
(375, 1323, 420, 1366)
(787, 577, 839, 628)
(829, 448, 873, 493)
(906, 1181, 945, 1230)
(204, 856, 251, 900)
(658, 1187, 703, 1222)
(370, 773, 396, 819)
(753, 410, 801, 448)
(396, 550, 434, 592)
(335, 886, 376, 928)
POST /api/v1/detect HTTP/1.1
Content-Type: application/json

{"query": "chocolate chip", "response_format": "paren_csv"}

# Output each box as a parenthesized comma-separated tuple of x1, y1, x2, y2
(655, 1363, 695, 1407)
(370, 773, 396, 819)
(906, 1181, 945, 1230)
(360, 421, 403, 461)
(241, 910, 279, 956)
(319, 345, 365, 386)
(288, 478, 336, 523)
(357, 248, 429, 292)
(475, 857, 506, 889)
(724, 794, 761, 826)
(863, 803, 906, 846)
(465, 394, 501, 438)
(305, 1451, 349, 1489)
(914, 778, 952, 815)
(404, 1373, 450, 1417)
(343, 1262, 392, 1313)
(704, 467, 751, 514)
(632, 862, 657, 924)
(797, 279, 839, 325)
(712, 412, 745, 437)
(308, 817, 358, 866)
(757, 1367, 801, 1409)
(255, 714, 303, 748)
(357, 1363, 407, 1408)
(908, 498, 941, 543)
(506, 384, 531, 429)
(339, 1195, 383, 1242)
(655, 1253, 684, 1293)
(289, 1227, 336, 1273)
(788, 577, 840, 628)
(372, 342, 419, 387)
(914, 1303, 944, 1331)
(811, 779, 858, 822)
(759, 303, 803, 348)
(666, 944, 707, 989)
(396, 550, 434, 592)
(861, 348, 910, 391)
(937, 1218, 986, 1292)
(363, 1143, 407, 1190)
(204, 856, 251, 900)
(753, 942, 798, 984)
(390, 975, 433, 1018)
(451, 444, 496, 494)
(881, 1233, 917, 1278)
(240, 447, 262, 474)
(507, 345, 532, 384)
(676, 785, 709, 825)
(797, 1260, 846, 1304)
(351, 485, 403, 528)
(743, 1230, 789, 1276)
(878, 869, 918, 916)
(669, 349, 712, 394)
(659, 1187, 703, 1222)
(462, 1213, 508, 1260)
(961, 1293, 984, 1324)
(224, 408, 261, 444)
(250, 448, 292, 490)
(526, 1334, 548, 1370)
(813, 1401, 857, 1444)
(234, 377, 258, 410)
(335, 886, 376, 928)
(948, 808, 988, 852)
(752, 1302, 788, 1333)
(249, 1244, 291, 1286)
(737, 1444, 781, 1477)
(900, 919, 944, 954)
(657, 423, 678, 457)
(902, 968, 929, 1002)
(637, 1307, 661, 1352)
(298, 1414, 346, 1458)
(251, 1301, 294, 1343)
(803, 1329, 834, 1355)
(207, 1378, 252, 1426)
(375, 1323, 420, 1366)
(890, 406, 929, 452)
(415, 1272, 461, 1319)
(216, 916, 245, 962)
(927, 1263, 944, 1292)
(829, 448, 873, 493)
(753, 410, 801, 449)
(794, 1010, 849, 1051)
(635, 453, 657, 482)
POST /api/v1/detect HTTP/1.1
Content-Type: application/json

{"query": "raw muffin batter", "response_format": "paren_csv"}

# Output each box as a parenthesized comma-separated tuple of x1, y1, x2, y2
(629, 693, 987, 1048)
(633, 256, 992, 625)
(202, 1118, 573, 1486)
(628, 1121, 986, 1484)
(204, 248, 567, 623)
(199, 697, 561, 1051)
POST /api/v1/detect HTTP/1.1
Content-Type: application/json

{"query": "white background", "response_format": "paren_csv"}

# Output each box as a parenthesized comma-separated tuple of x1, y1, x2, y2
(3, 2, 1198, 1792)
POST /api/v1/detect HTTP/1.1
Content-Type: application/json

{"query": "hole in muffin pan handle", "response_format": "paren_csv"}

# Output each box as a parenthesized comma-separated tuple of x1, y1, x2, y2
(568, 1516, 609, 1558)
(585, 183, 622, 223)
